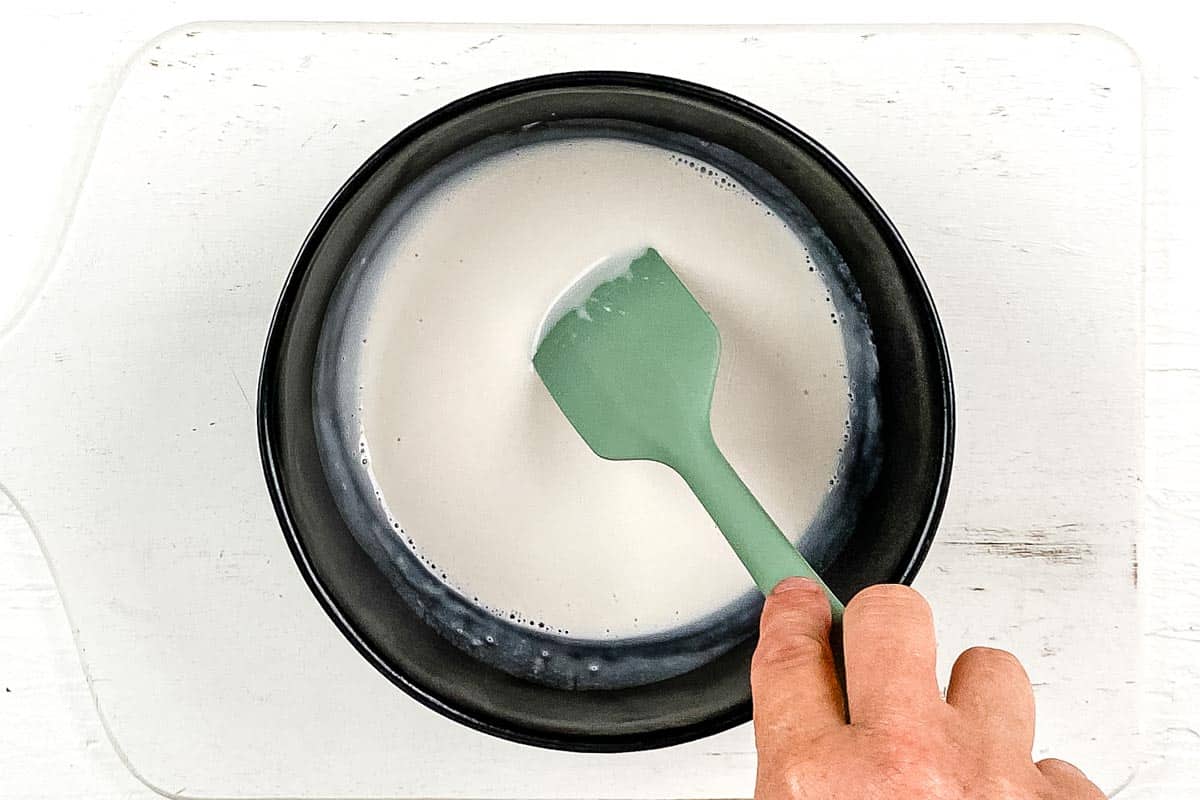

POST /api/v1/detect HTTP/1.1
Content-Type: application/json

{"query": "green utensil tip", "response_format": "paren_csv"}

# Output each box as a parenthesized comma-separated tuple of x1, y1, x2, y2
(533, 247, 845, 622)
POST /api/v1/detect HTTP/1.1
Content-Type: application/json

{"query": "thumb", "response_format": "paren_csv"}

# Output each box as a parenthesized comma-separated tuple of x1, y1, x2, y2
(751, 577, 846, 749)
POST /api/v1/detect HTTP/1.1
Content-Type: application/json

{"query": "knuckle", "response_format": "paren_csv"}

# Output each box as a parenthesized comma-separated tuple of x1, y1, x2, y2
(866, 721, 957, 779)
(757, 757, 823, 798)
(751, 631, 828, 675)
(778, 758, 822, 793)
(759, 604, 831, 642)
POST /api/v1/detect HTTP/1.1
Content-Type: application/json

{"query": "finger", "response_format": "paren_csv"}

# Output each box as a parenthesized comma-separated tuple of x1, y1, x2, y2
(842, 584, 941, 723)
(1036, 758, 1105, 799)
(946, 647, 1036, 754)
(751, 577, 846, 747)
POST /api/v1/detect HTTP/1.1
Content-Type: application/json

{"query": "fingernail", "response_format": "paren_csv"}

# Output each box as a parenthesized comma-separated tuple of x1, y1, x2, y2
(772, 577, 818, 594)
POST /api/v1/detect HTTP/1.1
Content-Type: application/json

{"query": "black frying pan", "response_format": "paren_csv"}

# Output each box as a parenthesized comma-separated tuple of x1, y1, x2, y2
(258, 72, 954, 751)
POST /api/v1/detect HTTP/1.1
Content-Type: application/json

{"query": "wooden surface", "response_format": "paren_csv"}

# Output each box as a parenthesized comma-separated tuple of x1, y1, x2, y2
(0, 5, 1197, 800)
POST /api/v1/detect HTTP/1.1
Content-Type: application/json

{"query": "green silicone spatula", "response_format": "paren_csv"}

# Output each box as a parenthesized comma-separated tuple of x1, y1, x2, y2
(533, 247, 845, 622)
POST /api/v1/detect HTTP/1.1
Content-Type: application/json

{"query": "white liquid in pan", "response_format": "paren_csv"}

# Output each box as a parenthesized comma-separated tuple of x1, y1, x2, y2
(344, 136, 853, 639)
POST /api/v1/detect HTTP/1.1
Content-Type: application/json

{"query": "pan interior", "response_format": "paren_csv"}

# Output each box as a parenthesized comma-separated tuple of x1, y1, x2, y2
(312, 121, 882, 690)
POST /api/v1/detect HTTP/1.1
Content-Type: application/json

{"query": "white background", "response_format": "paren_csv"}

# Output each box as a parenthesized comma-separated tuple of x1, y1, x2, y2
(0, 2, 1196, 799)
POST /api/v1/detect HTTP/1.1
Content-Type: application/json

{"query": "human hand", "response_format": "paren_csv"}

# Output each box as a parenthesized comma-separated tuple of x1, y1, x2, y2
(751, 579, 1103, 799)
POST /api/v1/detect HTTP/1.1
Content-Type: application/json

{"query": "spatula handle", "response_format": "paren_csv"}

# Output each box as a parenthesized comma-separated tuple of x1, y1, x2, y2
(676, 432, 845, 623)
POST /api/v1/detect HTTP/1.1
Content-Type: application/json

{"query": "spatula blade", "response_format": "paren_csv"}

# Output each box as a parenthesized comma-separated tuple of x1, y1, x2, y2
(533, 248, 719, 464)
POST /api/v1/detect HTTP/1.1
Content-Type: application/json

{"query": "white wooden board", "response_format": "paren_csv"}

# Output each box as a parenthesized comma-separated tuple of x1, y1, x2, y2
(0, 23, 1143, 799)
